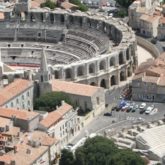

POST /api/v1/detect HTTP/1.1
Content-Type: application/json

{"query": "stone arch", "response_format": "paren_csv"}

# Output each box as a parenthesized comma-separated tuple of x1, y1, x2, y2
(14, 74, 21, 79)
(77, 66, 84, 77)
(100, 79, 106, 88)
(65, 68, 72, 79)
(60, 14, 65, 23)
(110, 57, 115, 67)
(127, 67, 132, 77)
(89, 63, 95, 74)
(111, 75, 117, 86)
(120, 71, 126, 81)
(126, 48, 130, 60)
(90, 82, 96, 86)
(69, 15, 74, 24)
(99, 60, 106, 70)
(119, 52, 124, 65)
(54, 70, 59, 79)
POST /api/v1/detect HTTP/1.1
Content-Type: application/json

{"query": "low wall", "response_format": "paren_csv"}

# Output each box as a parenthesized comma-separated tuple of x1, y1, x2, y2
(136, 36, 160, 58)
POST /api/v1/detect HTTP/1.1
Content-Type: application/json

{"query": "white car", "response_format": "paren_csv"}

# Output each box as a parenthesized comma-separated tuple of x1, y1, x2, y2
(139, 103, 146, 109)
(145, 105, 154, 114)
(150, 108, 158, 115)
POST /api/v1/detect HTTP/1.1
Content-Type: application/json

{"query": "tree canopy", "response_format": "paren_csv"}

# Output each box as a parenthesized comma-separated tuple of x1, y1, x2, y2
(40, 0, 56, 9)
(69, 0, 88, 12)
(59, 136, 146, 165)
(115, 0, 134, 8)
(34, 91, 73, 112)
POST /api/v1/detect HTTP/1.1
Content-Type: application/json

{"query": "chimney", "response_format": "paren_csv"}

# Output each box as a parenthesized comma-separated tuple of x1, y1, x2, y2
(13, 146, 17, 153)
(11, 160, 16, 165)
(26, 148, 31, 154)
(61, 100, 65, 105)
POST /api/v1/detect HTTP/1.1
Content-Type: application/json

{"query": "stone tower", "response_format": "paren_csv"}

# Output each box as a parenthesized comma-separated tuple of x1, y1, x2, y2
(145, 0, 152, 10)
(38, 48, 52, 96)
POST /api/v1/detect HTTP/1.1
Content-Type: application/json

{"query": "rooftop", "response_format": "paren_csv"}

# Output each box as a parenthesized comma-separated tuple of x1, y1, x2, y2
(0, 107, 39, 121)
(22, 130, 58, 146)
(51, 79, 101, 97)
(40, 102, 73, 129)
(7, 144, 48, 165)
(0, 79, 33, 106)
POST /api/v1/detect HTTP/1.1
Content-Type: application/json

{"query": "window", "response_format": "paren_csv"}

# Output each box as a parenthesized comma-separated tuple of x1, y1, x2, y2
(96, 97, 100, 105)
(11, 102, 13, 107)
(16, 98, 19, 104)
(27, 91, 30, 97)
(28, 100, 30, 106)
(22, 95, 24, 100)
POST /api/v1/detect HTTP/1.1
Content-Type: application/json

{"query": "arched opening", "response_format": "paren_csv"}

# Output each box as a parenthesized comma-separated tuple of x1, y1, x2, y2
(79, 17, 83, 26)
(127, 67, 132, 77)
(69, 16, 74, 24)
(65, 68, 72, 79)
(60, 15, 64, 23)
(89, 63, 95, 74)
(2, 75, 9, 86)
(100, 79, 106, 88)
(111, 75, 117, 86)
(120, 71, 126, 81)
(126, 49, 129, 60)
(14, 74, 21, 79)
(119, 52, 124, 65)
(90, 82, 96, 86)
(99, 60, 106, 70)
(110, 57, 115, 67)
(54, 70, 59, 79)
(77, 66, 84, 77)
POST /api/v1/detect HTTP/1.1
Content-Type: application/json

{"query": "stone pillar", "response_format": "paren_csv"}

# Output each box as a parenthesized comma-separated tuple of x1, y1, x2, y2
(59, 68, 65, 80)
(95, 60, 100, 75)
(72, 66, 77, 81)
(84, 63, 88, 78)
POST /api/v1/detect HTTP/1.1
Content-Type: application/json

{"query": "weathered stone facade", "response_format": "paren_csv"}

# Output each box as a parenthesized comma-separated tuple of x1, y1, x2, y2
(0, 9, 137, 89)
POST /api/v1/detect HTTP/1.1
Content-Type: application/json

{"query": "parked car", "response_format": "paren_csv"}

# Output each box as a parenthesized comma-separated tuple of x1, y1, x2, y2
(126, 107, 132, 112)
(132, 104, 138, 112)
(139, 109, 146, 114)
(145, 105, 154, 114)
(111, 106, 117, 111)
(104, 112, 112, 116)
(139, 103, 146, 109)
(150, 108, 158, 115)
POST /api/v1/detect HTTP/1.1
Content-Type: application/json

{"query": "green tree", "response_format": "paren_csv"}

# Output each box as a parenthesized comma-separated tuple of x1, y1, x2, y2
(40, 0, 56, 9)
(110, 149, 146, 165)
(59, 149, 75, 165)
(59, 136, 146, 165)
(69, 0, 88, 12)
(115, 0, 133, 8)
(34, 91, 73, 112)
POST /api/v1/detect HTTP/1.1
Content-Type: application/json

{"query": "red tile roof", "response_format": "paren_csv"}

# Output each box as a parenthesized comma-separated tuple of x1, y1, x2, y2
(51, 79, 101, 97)
(0, 107, 39, 121)
(0, 79, 33, 106)
(40, 102, 72, 129)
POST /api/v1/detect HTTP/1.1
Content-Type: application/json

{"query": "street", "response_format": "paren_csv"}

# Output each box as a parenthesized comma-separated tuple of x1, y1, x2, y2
(71, 86, 165, 144)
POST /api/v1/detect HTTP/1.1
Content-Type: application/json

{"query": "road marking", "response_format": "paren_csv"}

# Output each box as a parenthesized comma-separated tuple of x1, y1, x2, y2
(95, 120, 127, 133)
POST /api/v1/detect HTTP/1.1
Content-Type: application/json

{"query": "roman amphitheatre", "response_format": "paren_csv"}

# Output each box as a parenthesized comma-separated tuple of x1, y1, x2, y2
(0, 8, 137, 88)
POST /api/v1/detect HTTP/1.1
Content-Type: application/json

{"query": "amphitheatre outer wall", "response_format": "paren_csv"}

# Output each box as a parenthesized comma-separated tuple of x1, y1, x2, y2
(0, 9, 138, 89)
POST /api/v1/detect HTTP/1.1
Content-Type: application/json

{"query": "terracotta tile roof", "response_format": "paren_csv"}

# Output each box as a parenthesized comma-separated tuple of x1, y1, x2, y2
(61, 2, 78, 10)
(3, 126, 20, 136)
(0, 117, 11, 127)
(40, 102, 72, 129)
(158, 77, 165, 86)
(0, 12, 4, 20)
(22, 131, 58, 146)
(0, 155, 13, 164)
(0, 79, 33, 106)
(140, 14, 160, 23)
(0, 107, 39, 121)
(7, 144, 48, 165)
(51, 79, 101, 97)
